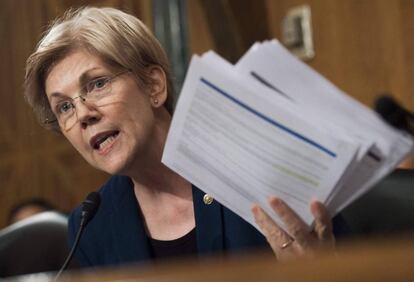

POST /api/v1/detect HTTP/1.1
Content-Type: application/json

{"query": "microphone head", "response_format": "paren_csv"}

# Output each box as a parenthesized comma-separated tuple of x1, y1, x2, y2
(374, 95, 407, 129)
(81, 192, 101, 226)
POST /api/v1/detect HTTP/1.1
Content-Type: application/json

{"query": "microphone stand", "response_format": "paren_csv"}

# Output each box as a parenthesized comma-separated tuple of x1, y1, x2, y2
(53, 217, 86, 281)
(53, 192, 100, 281)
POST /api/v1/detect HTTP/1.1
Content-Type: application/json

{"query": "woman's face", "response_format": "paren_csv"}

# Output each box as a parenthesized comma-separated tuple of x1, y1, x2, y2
(45, 49, 164, 175)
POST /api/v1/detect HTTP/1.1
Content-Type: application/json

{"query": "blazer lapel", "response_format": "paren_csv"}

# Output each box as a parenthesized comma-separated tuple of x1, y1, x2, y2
(192, 186, 225, 255)
(110, 177, 152, 263)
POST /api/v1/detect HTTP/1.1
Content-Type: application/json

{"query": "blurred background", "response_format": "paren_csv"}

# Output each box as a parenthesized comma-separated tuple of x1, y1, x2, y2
(1, 0, 414, 228)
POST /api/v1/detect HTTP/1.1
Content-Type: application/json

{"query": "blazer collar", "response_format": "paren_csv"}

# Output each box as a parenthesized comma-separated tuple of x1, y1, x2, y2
(109, 176, 152, 263)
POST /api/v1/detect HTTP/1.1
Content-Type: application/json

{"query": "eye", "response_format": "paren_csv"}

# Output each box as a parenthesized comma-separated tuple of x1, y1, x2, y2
(56, 101, 74, 115)
(86, 77, 110, 93)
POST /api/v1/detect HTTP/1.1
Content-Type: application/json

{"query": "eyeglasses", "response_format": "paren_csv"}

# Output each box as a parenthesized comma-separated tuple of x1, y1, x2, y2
(45, 70, 130, 131)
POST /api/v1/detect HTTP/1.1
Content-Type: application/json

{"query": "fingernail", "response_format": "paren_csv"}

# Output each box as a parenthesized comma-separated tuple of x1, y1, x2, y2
(251, 206, 264, 223)
(270, 197, 283, 208)
(310, 201, 327, 219)
(251, 205, 259, 215)
(310, 201, 319, 212)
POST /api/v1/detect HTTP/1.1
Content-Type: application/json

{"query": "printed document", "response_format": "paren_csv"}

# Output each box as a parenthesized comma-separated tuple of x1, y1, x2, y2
(162, 41, 413, 234)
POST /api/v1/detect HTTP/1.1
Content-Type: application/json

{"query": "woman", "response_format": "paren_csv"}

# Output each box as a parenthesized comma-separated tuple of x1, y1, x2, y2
(24, 7, 343, 267)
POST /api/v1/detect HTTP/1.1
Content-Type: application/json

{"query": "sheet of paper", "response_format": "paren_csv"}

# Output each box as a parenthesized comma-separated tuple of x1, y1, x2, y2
(163, 56, 358, 233)
(235, 40, 413, 212)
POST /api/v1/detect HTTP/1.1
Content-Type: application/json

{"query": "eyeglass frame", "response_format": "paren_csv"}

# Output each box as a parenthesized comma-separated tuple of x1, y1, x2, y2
(44, 69, 131, 130)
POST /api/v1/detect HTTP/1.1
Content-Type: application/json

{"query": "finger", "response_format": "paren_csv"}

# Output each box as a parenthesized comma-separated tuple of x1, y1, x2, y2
(251, 204, 293, 254)
(310, 201, 335, 245)
(269, 197, 312, 247)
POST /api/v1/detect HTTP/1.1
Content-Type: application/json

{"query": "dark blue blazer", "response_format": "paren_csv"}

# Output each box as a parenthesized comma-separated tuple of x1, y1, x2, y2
(68, 175, 349, 267)
(68, 175, 269, 267)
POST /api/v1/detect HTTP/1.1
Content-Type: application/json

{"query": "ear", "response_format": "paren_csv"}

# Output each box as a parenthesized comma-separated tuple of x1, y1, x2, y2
(147, 66, 167, 108)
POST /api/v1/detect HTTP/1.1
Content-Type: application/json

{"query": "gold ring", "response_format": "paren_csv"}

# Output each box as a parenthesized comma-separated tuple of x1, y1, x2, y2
(281, 240, 293, 249)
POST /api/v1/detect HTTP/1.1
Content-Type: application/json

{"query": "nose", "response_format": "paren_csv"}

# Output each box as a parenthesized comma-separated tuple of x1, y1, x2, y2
(75, 99, 102, 129)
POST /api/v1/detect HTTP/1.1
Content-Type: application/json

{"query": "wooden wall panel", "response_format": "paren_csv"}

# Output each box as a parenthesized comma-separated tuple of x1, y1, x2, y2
(188, 0, 270, 63)
(187, 0, 216, 55)
(0, 0, 152, 228)
(265, 0, 414, 109)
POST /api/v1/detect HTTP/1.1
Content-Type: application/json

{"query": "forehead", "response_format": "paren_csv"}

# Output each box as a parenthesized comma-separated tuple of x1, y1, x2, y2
(45, 50, 109, 97)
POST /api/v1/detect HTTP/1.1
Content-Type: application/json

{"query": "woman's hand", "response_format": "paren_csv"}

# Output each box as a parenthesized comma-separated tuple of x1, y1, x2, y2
(251, 197, 335, 262)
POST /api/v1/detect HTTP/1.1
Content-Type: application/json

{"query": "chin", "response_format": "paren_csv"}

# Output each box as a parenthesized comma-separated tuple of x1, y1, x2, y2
(88, 156, 125, 175)
(101, 155, 137, 176)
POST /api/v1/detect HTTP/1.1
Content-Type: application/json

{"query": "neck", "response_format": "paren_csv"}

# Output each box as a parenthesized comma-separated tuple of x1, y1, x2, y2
(132, 162, 192, 201)
(128, 111, 194, 240)
(133, 165, 195, 240)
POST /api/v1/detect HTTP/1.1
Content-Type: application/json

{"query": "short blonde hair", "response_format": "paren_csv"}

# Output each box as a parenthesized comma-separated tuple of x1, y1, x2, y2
(24, 6, 175, 131)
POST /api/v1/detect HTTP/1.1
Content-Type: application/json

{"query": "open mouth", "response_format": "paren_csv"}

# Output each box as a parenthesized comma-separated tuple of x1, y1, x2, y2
(90, 131, 120, 151)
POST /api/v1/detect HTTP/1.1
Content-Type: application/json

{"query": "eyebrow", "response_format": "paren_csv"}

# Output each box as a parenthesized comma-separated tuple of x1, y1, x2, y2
(79, 67, 102, 88)
(49, 67, 103, 100)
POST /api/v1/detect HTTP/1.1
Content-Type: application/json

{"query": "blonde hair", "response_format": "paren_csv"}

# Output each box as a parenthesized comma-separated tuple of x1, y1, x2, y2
(24, 6, 175, 131)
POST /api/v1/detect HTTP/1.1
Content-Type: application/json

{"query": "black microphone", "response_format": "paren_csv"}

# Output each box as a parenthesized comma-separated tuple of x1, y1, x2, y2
(375, 95, 414, 136)
(80, 192, 101, 228)
(54, 192, 101, 281)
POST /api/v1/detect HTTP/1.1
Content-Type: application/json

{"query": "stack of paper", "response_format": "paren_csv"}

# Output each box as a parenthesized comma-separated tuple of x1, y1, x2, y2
(162, 40, 413, 232)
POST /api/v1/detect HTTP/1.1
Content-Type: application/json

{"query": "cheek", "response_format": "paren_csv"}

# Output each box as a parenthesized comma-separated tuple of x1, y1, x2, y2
(115, 96, 155, 125)
(63, 132, 89, 155)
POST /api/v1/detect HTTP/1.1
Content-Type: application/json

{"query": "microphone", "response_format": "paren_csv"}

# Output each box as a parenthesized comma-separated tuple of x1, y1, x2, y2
(54, 192, 101, 281)
(375, 95, 414, 136)
(80, 192, 101, 228)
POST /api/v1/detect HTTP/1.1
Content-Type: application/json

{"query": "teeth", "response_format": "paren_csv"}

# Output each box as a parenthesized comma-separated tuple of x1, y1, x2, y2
(98, 135, 116, 150)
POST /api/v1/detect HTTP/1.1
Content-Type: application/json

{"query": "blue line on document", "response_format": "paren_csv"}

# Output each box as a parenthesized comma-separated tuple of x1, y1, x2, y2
(200, 77, 337, 158)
